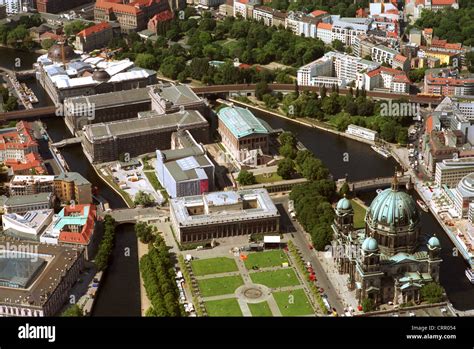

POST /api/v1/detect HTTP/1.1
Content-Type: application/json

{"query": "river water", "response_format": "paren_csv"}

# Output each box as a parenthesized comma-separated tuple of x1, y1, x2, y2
(1, 45, 472, 313)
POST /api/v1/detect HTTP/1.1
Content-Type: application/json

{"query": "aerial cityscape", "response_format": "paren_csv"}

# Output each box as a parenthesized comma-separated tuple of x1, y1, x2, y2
(0, 0, 473, 328)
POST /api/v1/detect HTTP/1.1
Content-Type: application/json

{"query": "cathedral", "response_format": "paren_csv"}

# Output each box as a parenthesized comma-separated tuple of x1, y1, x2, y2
(332, 177, 442, 306)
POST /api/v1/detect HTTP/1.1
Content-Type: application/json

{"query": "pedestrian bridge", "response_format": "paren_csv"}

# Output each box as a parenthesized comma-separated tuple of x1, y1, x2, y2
(51, 137, 82, 148)
(337, 175, 412, 192)
(101, 207, 170, 225)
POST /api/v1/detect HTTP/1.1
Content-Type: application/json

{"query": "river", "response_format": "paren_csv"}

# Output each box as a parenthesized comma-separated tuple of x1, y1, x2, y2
(1, 45, 472, 313)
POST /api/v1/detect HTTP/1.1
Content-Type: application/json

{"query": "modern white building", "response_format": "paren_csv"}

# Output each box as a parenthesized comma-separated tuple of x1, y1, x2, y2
(316, 22, 332, 44)
(330, 16, 372, 46)
(297, 51, 379, 87)
(2, 209, 54, 238)
(346, 124, 378, 141)
(452, 173, 474, 218)
(371, 44, 399, 66)
(435, 157, 474, 188)
(252, 5, 273, 26)
(0, 0, 29, 14)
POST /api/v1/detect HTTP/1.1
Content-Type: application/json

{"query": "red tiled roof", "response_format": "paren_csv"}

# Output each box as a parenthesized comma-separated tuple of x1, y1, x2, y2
(59, 205, 97, 245)
(95, 0, 156, 15)
(394, 54, 408, 62)
(393, 74, 411, 83)
(356, 8, 366, 17)
(0, 121, 37, 151)
(366, 68, 381, 78)
(431, 0, 456, 5)
(423, 28, 433, 34)
(149, 10, 173, 23)
(6, 152, 46, 175)
(426, 115, 434, 133)
(77, 22, 111, 38)
(39, 32, 62, 41)
(310, 10, 327, 17)
(317, 22, 332, 30)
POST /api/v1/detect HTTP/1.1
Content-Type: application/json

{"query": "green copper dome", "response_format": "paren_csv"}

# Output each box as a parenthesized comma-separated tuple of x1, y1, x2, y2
(428, 236, 441, 248)
(362, 237, 378, 251)
(366, 187, 419, 229)
(336, 197, 352, 211)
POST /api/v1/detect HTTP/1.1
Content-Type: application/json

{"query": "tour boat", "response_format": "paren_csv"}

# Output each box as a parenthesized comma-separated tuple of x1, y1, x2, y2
(370, 145, 391, 159)
(417, 199, 429, 212)
(465, 268, 474, 284)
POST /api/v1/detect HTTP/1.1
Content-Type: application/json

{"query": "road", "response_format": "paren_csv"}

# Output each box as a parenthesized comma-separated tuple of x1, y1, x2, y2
(271, 194, 345, 315)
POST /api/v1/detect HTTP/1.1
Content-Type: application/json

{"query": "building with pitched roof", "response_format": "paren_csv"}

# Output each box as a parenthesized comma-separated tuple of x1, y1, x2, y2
(94, 0, 173, 33)
(218, 106, 270, 166)
(41, 204, 97, 259)
(75, 22, 113, 53)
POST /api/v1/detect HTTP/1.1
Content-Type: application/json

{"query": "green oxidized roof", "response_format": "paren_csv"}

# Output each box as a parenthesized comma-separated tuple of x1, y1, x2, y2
(218, 107, 269, 139)
(362, 236, 378, 251)
(366, 187, 419, 228)
(337, 197, 352, 211)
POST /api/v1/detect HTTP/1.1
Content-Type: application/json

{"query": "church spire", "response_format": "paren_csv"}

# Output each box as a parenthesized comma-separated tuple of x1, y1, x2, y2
(391, 167, 399, 191)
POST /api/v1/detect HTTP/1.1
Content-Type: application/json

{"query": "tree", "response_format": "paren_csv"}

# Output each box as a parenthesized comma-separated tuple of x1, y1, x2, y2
(279, 142, 297, 159)
(62, 304, 83, 317)
(41, 38, 55, 50)
(420, 282, 444, 303)
(135, 222, 156, 244)
(135, 53, 157, 69)
(134, 191, 155, 207)
(237, 169, 256, 185)
(331, 39, 345, 52)
(278, 131, 297, 148)
(339, 182, 350, 197)
(255, 81, 270, 100)
(311, 224, 333, 251)
(301, 157, 329, 181)
(277, 158, 294, 179)
(64, 20, 91, 36)
(361, 298, 376, 312)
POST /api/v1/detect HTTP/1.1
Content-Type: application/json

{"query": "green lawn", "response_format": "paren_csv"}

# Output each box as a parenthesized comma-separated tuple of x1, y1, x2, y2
(197, 275, 244, 297)
(191, 257, 238, 276)
(205, 298, 243, 317)
(244, 250, 289, 269)
(249, 269, 300, 288)
(255, 172, 283, 184)
(273, 289, 314, 316)
(144, 171, 163, 191)
(351, 199, 367, 229)
(248, 301, 273, 317)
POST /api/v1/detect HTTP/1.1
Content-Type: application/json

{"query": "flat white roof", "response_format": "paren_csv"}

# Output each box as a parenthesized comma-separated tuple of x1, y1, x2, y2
(264, 235, 281, 243)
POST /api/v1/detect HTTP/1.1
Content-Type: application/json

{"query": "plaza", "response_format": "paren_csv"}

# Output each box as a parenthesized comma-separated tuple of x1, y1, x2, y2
(187, 250, 316, 317)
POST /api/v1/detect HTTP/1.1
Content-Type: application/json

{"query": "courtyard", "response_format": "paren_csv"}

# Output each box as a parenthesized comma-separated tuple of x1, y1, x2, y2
(188, 250, 316, 317)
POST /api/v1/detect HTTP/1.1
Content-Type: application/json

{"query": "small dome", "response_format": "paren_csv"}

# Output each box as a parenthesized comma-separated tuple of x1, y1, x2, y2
(362, 237, 378, 251)
(428, 236, 441, 248)
(92, 69, 110, 82)
(336, 197, 352, 211)
(48, 44, 77, 63)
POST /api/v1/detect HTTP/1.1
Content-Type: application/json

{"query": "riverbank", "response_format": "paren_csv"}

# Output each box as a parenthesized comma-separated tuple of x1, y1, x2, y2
(93, 164, 134, 209)
(0, 44, 46, 56)
(137, 239, 151, 316)
(229, 98, 375, 146)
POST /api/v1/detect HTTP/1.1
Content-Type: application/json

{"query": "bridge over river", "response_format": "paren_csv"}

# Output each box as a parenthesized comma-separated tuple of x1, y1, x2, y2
(337, 175, 412, 192)
(101, 207, 170, 225)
